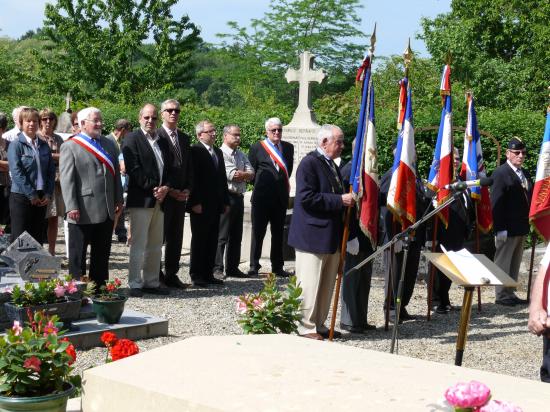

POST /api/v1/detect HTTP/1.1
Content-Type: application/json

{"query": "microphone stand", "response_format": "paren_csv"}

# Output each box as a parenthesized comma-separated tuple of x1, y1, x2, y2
(345, 189, 466, 354)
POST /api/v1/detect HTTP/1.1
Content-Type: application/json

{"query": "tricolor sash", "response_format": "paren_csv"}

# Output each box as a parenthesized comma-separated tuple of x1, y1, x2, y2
(70, 133, 115, 177)
(260, 138, 289, 192)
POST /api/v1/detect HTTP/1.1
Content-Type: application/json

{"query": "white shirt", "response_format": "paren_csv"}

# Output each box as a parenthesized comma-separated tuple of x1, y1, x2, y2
(3, 127, 20, 142)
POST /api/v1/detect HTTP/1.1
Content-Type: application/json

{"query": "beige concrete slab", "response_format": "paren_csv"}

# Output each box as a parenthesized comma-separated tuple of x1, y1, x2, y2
(81, 335, 547, 411)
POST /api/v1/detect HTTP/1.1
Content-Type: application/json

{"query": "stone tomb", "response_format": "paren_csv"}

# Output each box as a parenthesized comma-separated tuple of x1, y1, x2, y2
(80, 334, 548, 411)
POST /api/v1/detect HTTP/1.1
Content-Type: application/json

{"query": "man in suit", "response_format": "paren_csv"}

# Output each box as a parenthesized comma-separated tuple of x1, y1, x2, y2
(122, 104, 171, 297)
(214, 124, 255, 279)
(288, 124, 353, 340)
(60, 107, 123, 286)
(248, 117, 294, 277)
(188, 121, 230, 287)
(490, 137, 532, 306)
(157, 99, 193, 289)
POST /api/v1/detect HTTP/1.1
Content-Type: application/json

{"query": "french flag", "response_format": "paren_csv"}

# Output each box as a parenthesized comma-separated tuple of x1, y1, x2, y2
(529, 108, 550, 240)
(460, 94, 493, 233)
(387, 78, 416, 229)
(350, 56, 379, 248)
(427, 64, 453, 227)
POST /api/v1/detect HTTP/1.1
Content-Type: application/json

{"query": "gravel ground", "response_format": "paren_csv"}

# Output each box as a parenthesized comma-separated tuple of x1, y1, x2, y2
(58, 232, 546, 382)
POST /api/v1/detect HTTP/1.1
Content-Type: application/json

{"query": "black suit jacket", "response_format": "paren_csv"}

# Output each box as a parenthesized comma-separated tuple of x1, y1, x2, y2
(188, 143, 229, 214)
(490, 162, 532, 236)
(157, 126, 193, 192)
(249, 139, 294, 207)
(122, 129, 171, 208)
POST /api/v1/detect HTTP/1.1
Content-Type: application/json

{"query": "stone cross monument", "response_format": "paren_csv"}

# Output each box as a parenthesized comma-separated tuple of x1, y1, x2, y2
(283, 51, 326, 191)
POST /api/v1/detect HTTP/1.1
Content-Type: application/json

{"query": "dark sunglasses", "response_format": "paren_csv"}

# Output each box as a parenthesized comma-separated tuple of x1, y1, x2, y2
(509, 150, 526, 156)
(143, 116, 158, 121)
(164, 108, 181, 114)
(269, 128, 282, 133)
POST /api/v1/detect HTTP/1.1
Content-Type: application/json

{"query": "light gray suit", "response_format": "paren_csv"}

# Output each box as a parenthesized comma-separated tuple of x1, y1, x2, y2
(59, 135, 123, 284)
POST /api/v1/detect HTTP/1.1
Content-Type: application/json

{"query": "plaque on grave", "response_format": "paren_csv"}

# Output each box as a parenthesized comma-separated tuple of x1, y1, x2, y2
(283, 51, 327, 189)
(3, 232, 61, 281)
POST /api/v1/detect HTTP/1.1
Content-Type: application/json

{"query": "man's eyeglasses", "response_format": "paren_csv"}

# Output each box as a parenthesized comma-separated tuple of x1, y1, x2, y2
(143, 116, 158, 121)
(268, 128, 282, 133)
(509, 150, 526, 156)
(85, 119, 103, 125)
(164, 108, 181, 114)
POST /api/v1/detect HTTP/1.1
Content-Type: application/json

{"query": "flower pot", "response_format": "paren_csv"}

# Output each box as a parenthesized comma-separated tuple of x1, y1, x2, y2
(0, 383, 75, 412)
(92, 295, 127, 324)
(4, 299, 82, 329)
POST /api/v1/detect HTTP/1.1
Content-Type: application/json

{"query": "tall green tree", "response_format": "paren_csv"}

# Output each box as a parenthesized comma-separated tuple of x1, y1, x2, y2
(42, 0, 202, 102)
(420, 0, 550, 110)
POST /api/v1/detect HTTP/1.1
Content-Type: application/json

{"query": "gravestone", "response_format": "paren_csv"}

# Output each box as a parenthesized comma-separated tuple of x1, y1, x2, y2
(283, 50, 326, 189)
(3, 231, 61, 281)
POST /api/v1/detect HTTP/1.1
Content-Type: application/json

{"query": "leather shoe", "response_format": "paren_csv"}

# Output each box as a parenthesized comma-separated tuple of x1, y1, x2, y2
(226, 269, 249, 278)
(435, 304, 452, 314)
(164, 276, 190, 289)
(496, 299, 516, 306)
(340, 324, 376, 333)
(129, 288, 143, 297)
(247, 270, 259, 278)
(512, 296, 528, 305)
(208, 277, 224, 285)
(142, 287, 170, 295)
(318, 329, 342, 339)
(300, 333, 324, 341)
(192, 280, 209, 288)
(274, 269, 293, 278)
(117, 235, 127, 243)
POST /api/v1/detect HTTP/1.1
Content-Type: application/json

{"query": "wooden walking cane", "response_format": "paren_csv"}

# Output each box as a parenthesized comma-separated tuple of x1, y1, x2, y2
(427, 218, 438, 321)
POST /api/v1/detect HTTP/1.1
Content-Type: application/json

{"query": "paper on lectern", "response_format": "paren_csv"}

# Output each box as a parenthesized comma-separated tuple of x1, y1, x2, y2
(440, 246, 502, 285)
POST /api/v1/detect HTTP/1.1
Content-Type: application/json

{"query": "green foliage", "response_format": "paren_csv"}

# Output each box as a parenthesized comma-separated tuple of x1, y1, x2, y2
(42, 0, 202, 102)
(236, 274, 302, 335)
(420, 0, 550, 110)
(0, 311, 77, 397)
(9, 278, 79, 307)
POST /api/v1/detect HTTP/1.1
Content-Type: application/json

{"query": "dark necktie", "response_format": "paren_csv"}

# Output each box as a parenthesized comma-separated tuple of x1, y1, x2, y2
(327, 159, 343, 191)
(211, 148, 218, 168)
(170, 130, 182, 163)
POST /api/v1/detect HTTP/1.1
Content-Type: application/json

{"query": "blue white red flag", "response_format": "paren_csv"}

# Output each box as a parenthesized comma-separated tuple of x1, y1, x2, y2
(529, 107, 550, 240)
(349, 56, 379, 247)
(387, 78, 416, 229)
(460, 95, 492, 233)
(427, 64, 453, 227)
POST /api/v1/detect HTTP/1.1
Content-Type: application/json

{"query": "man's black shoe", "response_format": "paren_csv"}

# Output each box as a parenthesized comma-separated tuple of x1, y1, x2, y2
(129, 288, 143, 297)
(400, 308, 417, 321)
(208, 278, 224, 285)
(512, 296, 528, 305)
(164, 276, 190, 289)
(247, 270, 259, 278)
(142, 287, 170, 296)
(274, 269, 293, 278)
(226, 270, 249, 278)
(340, 324, 376, 333)
(319, 329, 342, 339)
(117, 235, 127, 243)
(435, 304, 451, 314)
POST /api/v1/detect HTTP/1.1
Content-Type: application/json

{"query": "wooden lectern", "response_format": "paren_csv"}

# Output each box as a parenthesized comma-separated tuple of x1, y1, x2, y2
(424, 252, 517, 366)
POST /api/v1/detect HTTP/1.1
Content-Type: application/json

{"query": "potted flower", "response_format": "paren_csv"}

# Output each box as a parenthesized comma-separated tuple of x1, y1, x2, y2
(4, 277, 81, 329)
(90, 278, 127, 324)
(0, 311, 79, 412)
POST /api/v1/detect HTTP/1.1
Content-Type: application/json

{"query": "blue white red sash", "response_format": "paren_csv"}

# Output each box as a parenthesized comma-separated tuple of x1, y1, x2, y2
(261, 138, 289, 192)
(70, 133, 115, 177)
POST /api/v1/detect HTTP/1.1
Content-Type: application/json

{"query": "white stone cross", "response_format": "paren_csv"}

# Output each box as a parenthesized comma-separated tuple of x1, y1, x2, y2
(65, 92, 72, 111)
(285, 51, 326, 118)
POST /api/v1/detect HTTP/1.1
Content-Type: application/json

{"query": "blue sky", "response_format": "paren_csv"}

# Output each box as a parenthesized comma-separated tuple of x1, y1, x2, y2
(0, 0, 451, 57)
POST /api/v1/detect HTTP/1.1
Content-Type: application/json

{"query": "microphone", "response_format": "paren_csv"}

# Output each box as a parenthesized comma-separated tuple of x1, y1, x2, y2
(444, 177, 493, 191)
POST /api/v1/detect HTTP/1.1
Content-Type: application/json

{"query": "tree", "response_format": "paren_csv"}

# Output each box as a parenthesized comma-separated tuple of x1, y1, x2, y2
(42, 0, 202, 102)
(420, 0, 550, 110)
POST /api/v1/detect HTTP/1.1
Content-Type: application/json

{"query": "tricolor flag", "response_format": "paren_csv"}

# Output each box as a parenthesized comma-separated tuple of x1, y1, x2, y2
(529, 107, 550, 240)
(387, 78, 416, 229)
(349, 56, 379, 248)
(460, 94, 493, 233)
(427, 64, 453, 227)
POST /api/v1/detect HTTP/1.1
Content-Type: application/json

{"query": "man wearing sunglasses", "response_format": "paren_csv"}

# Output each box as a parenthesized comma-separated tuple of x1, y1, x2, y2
(490, 137, 532, 306)
(157, 99, 193, 289)
(248, 117, 294, 278)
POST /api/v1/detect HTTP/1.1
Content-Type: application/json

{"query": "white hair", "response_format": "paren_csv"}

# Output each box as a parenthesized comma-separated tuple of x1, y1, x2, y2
(77, 107, 101, 125)
(264, 117, 282, 131)
(317, 124, 342, 146)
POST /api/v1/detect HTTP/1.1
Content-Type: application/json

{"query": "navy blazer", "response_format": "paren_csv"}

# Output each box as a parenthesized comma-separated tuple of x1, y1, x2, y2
(249, 139, 294, 207)
(288, 150, 345, 254)
(490, 162, 532, 236)
(157, 127, 193, 192)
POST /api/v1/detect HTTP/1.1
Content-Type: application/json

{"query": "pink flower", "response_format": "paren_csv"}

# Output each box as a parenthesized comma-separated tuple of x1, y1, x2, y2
(478, 400, 523, 412)
(235, 297, 247, 314)
(252, 298, 264, 309)
(2, 286, 12, 294)
(43, 321, 58, 336)
(65, 280, 78, 294)
(23, 356, 41, 372)
(445, 381, 491, 408)
(54, 284, 66, 298)
(11, 320, 23, 336)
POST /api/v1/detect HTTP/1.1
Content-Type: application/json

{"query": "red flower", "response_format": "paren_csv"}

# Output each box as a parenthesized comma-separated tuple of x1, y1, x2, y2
(106, 283, 116, 292)
(60, 338, 77, 365)
(114, 278, 122, 286)
(110, 339, 139, 361)
(23, 356, 41, 372)
(101, 331, 118, 347)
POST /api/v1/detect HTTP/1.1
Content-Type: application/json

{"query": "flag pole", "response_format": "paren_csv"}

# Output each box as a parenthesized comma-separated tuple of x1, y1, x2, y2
(328, 24, 377, 341)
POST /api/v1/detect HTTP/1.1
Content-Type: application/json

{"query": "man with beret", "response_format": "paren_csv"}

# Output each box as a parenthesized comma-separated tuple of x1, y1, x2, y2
(490, 137, 532, 306)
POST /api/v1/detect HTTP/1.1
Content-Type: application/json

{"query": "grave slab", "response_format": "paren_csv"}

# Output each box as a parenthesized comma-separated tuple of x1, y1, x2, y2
(81, 334, 548, 411)
(66, 308, 168, 349)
